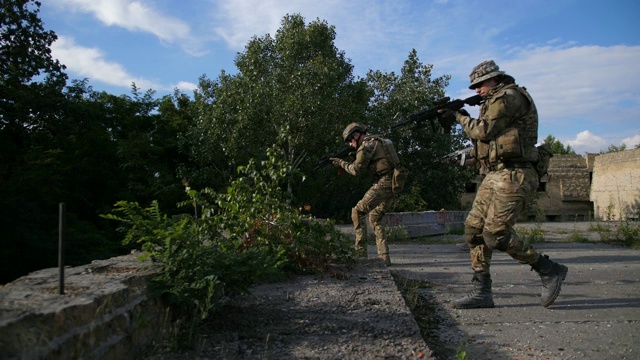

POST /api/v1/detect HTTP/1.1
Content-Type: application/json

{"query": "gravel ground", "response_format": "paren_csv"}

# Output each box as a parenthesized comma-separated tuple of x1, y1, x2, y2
(145, 259, 435, 360)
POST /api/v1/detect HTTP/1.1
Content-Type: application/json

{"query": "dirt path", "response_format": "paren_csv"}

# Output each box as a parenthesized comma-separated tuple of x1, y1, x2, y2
(145, 259, 434, 360)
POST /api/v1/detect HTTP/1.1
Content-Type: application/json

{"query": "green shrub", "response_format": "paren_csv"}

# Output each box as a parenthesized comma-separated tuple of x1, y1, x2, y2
(601, 221, 640, 248)
(515, 224, 545, 245)
(103, 143, 353, 320)
(588, 222, 611, 233)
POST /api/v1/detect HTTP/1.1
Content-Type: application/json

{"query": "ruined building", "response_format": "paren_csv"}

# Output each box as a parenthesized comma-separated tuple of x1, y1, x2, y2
(461, 148, 640, 222)
(590, 148, 640, 220)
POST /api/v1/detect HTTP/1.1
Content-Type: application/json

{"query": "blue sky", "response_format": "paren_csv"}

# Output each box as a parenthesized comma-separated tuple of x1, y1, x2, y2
(40, 0, 640, 154)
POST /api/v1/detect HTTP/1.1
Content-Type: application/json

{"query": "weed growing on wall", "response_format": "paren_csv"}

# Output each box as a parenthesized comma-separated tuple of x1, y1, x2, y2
(103, 143, 354, 321)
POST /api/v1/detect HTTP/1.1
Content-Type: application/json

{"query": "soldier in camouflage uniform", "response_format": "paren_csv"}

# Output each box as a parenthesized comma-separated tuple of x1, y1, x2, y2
(331, 123, 404, 265)
(439, 60, 568, 308)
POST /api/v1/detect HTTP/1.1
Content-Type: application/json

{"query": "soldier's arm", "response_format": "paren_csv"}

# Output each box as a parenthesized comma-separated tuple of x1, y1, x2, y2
(342, 141, 374, 176)
(456, 91, 521, 141)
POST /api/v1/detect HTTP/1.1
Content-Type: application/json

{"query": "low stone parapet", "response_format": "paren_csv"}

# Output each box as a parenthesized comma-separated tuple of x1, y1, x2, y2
(0, 253, 167, 360)
(378, 210, 468, 238)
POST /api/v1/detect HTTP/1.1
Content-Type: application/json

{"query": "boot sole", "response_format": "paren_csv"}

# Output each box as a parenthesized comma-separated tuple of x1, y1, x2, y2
(452, 302, 495, 309)
(542, 265, 568, 308)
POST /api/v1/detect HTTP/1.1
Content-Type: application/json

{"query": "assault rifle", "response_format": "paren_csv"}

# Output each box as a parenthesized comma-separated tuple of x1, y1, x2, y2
(441, 147, 474, 166)
(392, 94, 484, 131)
(313, 145, 353, 170)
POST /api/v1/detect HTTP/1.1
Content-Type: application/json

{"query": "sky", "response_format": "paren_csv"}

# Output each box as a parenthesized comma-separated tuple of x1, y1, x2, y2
(39, 0, 640, 154)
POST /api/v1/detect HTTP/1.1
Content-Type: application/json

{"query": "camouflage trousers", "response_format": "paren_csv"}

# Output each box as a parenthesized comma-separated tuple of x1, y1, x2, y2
(464, 165, 541, 273)
(352, 174, 394, 256)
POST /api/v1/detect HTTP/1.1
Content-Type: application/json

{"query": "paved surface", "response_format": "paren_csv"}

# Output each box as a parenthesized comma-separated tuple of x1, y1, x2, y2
(375, 222, 640, 359)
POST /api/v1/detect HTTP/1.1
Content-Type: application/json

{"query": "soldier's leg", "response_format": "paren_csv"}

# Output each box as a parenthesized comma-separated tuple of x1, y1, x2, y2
(482, 169, 538, 264)
(453, 177, 495, 309)
(370, 196, 394, 264)
(351, 206, 368, 257)
(464, 174, 494, 272)
(483, 168, 568, 307)
(354, 180, 392, 262)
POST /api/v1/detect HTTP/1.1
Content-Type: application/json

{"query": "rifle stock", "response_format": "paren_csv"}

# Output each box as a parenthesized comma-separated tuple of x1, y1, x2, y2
(441, 146, 474, 166)
(392, 94, 484, 131)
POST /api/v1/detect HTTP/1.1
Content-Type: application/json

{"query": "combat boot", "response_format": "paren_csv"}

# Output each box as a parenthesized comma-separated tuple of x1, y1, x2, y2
(531, 255, 568, 307)
(379, 254, 391, 266)
(452, 271, 494, 309)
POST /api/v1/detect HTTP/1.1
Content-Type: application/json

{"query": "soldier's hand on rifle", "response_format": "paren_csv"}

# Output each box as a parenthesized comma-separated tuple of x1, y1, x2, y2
(437, 109, 457, 129)
(437, 108, 470, 129)
(330, 158, 346, 175)
(330, 158, 343, 168)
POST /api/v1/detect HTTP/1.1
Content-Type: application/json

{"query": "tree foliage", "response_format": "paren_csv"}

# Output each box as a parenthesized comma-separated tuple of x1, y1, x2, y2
(543, 134, 576, 154)
(188, 14, 371, 219)
(366, 49, 475, 210)
(601, 143, 627, 154)
(1, 8, 478, 285)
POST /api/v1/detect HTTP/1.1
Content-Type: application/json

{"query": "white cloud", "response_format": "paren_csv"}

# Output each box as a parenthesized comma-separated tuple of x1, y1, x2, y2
(502, 45, 640, 124)
(621, 134, 640, 148)
(173, 81, 198, 92)
(566, 130, 607, 154)
(210, 0, 349, 50)
(49, 0, 203, 55)
(51, 36, 159, 90)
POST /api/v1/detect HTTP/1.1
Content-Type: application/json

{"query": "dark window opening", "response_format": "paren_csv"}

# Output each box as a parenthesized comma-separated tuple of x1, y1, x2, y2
(537, 181, 547, 192)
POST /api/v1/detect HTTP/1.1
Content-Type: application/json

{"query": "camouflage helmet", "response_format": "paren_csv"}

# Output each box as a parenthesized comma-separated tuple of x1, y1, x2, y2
(342, 122, 366, 142)
(468, 60, 505, 89)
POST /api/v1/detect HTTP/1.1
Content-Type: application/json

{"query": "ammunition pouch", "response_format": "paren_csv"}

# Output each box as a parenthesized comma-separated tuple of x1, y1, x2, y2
(392, 165, 409, 194)
(490, 127, 523, 163)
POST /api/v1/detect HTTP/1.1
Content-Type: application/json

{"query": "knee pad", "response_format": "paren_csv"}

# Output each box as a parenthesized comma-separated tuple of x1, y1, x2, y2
(483, 230, 511, 251)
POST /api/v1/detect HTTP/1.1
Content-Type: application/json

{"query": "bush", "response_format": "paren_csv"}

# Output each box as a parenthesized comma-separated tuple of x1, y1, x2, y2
(600, 221, 640, 248)
(103, 143, 354, 320)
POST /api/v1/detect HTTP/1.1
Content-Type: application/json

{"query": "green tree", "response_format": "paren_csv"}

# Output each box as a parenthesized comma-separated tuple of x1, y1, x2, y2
(189, 14, 371, 219)
(0, 0, 71, 283)
(542, 135, 576, 154)
(601, 143, 627, 153)
(366, 49, 474, 210)
(0, 0, 198, 281)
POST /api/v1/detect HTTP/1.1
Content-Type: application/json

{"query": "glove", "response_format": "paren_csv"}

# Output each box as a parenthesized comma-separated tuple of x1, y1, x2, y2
(330, 158, 343, 168)
(437, 109, 457, 129)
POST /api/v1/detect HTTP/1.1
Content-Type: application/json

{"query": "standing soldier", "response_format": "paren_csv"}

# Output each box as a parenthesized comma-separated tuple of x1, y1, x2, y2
(438, 60, 568, 308)
(331, 123, 407, 265)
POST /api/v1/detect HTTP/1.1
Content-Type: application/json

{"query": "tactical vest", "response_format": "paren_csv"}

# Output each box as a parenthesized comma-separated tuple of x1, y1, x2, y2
(472, 84, 539, 165)
(363, 135, 397, 176)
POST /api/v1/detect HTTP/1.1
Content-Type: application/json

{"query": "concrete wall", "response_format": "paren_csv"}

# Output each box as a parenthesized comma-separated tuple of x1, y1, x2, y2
(376, 210, 468, 238)
(590, 148, 640, 220)
(537, 154, 593, 221)
(0, 254, 170, 360)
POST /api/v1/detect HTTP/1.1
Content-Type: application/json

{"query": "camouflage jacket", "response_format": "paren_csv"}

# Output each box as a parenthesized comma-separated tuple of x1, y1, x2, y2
(341, 135, 397, 177)
(455, 81, 539, 165)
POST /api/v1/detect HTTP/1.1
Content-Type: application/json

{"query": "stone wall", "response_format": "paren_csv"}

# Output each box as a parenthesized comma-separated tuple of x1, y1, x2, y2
(376, 210, 468, 238)
(537, 154, 593, 221)
(590, 148, 640, 220)
(0, 254, 169, 360)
